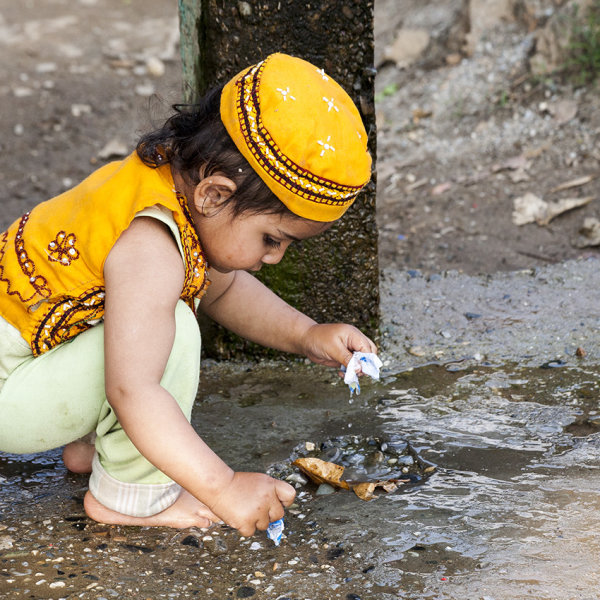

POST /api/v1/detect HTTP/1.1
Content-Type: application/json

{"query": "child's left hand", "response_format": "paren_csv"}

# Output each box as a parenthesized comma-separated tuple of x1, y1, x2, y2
(300, 323, 377, 370)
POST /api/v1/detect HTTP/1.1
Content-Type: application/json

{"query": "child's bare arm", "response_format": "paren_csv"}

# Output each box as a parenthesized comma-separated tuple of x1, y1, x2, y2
(201, 269, 377, 367)
(103, 218, 294, 535)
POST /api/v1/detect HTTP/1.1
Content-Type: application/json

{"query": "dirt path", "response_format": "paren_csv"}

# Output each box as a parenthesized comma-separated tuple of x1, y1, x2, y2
(2, 0, 599, 274)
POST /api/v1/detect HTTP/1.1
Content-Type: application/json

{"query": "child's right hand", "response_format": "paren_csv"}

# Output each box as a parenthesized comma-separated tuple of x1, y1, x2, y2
(209, 472, 296, 537)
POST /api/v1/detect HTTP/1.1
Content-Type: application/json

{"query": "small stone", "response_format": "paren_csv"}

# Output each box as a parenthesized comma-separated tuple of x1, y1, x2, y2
(0, 536, 14, 550)
(576, 347, 586, 358)
(135, 82, 156, 97)
(249, 541, 262, 550)
(304, 441, 316, 451)
(49, 581, 66, 589)
(97, 139, 128, 159)
(71, 103, 92, 117)
(408, 346, 426, 357)
(181, 535, 200, 548)
(315, 483, 336, 496)
(205, 537, 228, 556)
(146, 56, 165, 78)
(464, 312, 482, 320)
(238, 1, 252, 16)
(13, 87, 33, 98)
(384, 29, 430, 68)
(285, 472, 308, 486)
(236, 586, 255, 598)
(36, 62, 57, 73)
(14, 124, 24, 136)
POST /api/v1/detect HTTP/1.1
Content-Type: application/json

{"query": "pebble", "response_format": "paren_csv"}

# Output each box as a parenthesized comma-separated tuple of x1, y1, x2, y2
(238, 1, 252, 16)
(146, 56, 165, 78)
(205, 537, 228, 556)
(135, 82, 156, 97)
(13, 87, 33, 98)
(35, 62, 57, 73)
(315, 483, 336, 496)
(285, 472, 308, 486)
(236, 586, 255, 598)
(49, 581, 66, 588)
(0, 536, 14, 550)
(71, 103, 92, 117)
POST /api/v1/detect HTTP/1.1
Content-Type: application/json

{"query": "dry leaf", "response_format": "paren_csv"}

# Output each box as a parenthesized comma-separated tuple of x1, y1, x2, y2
(550, 175, 594, 193)
(353, 482, 377, 501)
(523, 141, 552, 159)
(513, 193, 594, 226)
(431, 181, 452, 195)
(512, 193, 547, 225)
(292, 457, 349, 490)
(405, 178, 428, 192)
(353, 480, 401, 501)
(492, 154, 531, 173)
(292, 458, 413, 501)
(539, 196, 594, 226)
(412, 108, 432, 123)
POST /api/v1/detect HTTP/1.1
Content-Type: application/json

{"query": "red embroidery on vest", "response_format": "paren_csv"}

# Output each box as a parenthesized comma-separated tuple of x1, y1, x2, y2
(0, 212, 52, 304)
(31, 287, 105, 356)
(47, 231, 80, 266)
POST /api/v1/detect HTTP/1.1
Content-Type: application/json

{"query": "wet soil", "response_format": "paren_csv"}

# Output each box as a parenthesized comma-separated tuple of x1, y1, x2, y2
(4, 359, 600, 599)
(2, 2, 600, 600)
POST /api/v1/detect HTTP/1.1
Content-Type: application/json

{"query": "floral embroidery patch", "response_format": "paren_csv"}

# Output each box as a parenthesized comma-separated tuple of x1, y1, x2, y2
(47, 231, 80, 266)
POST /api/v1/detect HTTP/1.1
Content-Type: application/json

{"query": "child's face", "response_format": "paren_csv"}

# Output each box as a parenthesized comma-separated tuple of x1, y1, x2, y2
(197, 207, 331, 274)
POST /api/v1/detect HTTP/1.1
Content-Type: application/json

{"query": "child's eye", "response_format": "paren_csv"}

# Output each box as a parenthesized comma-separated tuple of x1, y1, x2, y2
(264, 235, 281, 249)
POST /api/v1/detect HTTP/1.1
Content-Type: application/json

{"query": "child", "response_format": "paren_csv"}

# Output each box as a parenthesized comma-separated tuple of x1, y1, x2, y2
(0, 53, 376, 537)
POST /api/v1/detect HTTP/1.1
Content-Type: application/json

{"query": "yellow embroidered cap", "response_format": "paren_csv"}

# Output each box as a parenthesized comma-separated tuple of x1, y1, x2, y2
(220, 53, 372, 222)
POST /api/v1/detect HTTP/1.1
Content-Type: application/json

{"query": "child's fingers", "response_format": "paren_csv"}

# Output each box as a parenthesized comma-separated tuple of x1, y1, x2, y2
(268, 503, 285, 524)
(275, 479, 296, 506)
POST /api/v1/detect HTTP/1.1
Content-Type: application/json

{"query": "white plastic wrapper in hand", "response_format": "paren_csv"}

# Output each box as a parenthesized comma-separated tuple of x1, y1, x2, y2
(343, 352, 383, 395)
(267, 518, 284, 546)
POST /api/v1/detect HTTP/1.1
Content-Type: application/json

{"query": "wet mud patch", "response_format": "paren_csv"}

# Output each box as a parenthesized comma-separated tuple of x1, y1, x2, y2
(3, 360, 600, 599)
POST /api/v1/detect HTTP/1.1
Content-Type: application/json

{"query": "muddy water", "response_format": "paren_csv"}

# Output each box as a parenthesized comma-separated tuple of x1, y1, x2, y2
(2, 360, 600, 599)
(2, 260, 600, 599)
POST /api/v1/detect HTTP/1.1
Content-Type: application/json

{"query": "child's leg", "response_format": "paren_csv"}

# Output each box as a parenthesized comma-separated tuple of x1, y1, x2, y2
(0, 300, 217, 528)
(87, 300, 218, 528)
(0, 323, 107, 454)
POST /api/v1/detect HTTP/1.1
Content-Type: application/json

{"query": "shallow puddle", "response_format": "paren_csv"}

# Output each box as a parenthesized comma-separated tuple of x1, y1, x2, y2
(2, 360, 600, 599)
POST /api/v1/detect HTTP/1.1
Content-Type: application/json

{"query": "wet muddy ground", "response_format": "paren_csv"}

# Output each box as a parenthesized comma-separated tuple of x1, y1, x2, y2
(2, 258, 600, 600)
(3, 1, 600, 599)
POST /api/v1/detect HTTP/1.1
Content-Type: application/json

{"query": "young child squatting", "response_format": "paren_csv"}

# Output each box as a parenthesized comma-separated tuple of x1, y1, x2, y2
(0, 53, 377, 536)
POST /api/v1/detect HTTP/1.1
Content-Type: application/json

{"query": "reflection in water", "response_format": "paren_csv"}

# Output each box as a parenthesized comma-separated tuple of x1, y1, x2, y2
(1, 362, 600, 599)
(357, 364, 600, 598)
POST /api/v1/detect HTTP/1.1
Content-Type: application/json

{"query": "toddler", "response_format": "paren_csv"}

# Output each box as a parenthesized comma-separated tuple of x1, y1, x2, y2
(0, 53, 376, 537)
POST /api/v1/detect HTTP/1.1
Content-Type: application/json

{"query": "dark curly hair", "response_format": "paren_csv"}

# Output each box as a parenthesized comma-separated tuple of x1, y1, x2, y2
(136, 86, 297, 219)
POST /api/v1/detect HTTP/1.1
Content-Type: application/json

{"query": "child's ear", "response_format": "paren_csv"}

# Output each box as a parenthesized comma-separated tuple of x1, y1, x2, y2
(193, 175, 237, 216)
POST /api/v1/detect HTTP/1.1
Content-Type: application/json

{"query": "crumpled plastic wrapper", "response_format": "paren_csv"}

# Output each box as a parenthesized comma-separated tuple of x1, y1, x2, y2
(266, 518, 284, 546)
(342, 352, 382, 396)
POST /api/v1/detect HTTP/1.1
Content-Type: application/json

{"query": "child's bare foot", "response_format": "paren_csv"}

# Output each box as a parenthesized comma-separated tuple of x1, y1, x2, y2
(62, 441, 95, 473)
(83, 489, 220, 529)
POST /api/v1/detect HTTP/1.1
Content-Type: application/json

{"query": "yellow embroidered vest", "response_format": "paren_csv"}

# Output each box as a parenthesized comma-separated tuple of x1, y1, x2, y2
(0, 152, 209, 356)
